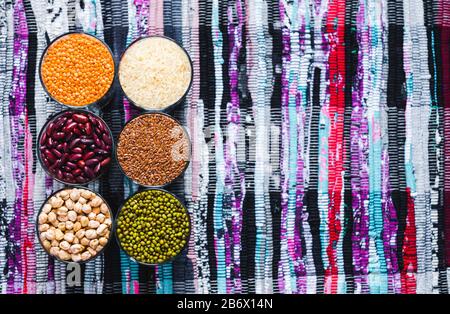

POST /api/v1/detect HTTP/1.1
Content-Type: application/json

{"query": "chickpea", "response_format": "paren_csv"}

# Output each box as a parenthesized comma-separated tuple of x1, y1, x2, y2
(74, 202, 83, 213)
(85, 229, 97, 240)
(69, 244, 83, 254)
(38, 224, 50, 232)
(68, 211, 77, 222)
(80, 216, 89, 227)
(46, 229, 56, 241)
(71, 254, 82, 262)
(73, 222, 81, 232)
(89, 239, 99, 249)
(42, 204, 52, 214)
(81, 204, 92, 214)
(65, 199, 75, 210)
(50, 196, 64, 208)
(99, 237, 108, 246)
(96, 224, 108, 236)
(81, 190, 93, 199)
(90, 196, 103, 208)
(81, 237, 90, 246)
(55, 229, 64, 241)
(43, 240, 52, 250)
(66, 221, 74, 230)
(57, 222, 66, 231)
(47, 212, 57, 223)
(96, 213, 106, 223)
(88, 220, 100, 229)
(75, 229, 85, 239)
(78, 197, 87, 205)
(59, 241, 71, 251)
(81, 251, 92, 261)
(64, 232, 75, 243)
(100, 203, 109, 215)
(49, 247, 60, 256)
(59, 190, 69, 200)
(58, 250, 71, 261)
(70, 189, 80, 202)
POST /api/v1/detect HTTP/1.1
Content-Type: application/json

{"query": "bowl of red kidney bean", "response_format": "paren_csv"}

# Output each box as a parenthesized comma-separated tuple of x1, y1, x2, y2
(38, 110, 113, 185)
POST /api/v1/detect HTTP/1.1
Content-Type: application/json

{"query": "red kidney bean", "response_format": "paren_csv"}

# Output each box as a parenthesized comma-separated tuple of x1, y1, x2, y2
(102, 133, 112, 146)
(93, 134, 103, 148)
(94, 127, 102, 135)
(85, 159, 99, 167)
(70, 154, 83, 161)
(61, 153, 69, 164)
(66, 131, 74, 142)
(46, 136, 54, 147)
(85, 122, 92, 135)
(49, 159, 61, 171)
(80, 138, 94, 145)
(94, 148, 109, 155)
(40, 132, 47, 146)
(83, 151, 95, 160)
(73, 127, 82, 136)
(97, 121, 106, 133)
(75, 176, 87, 183)
(94, 163, 101, 174)
(66, 162, 77, 169)
(72, 147, 83, 154)
(72, 113, 88, 123)
(51, 148, 62, 159)
(63, 121, 77, 133)
(72, 168, 82, 177)
(53, 132, 65, 140)
(56, 169, 64, 180)
(43, 157, 50, 168)
(77, 160, 86, 169)
(69, 138, 81, 149)
(64, 172, 74, 181)
(54, 116, 67, 130)
(44, 149, 56, 163)
(46, 122, 55, 137)
(100, 157, 111, 167)
(84, 166, 95, 179)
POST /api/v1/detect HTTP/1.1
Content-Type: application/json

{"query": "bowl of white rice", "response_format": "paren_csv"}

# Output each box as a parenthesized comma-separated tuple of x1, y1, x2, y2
(118, 36, 193, 112)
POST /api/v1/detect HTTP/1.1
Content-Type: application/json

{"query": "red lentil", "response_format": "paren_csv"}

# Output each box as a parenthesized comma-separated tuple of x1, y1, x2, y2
(40, 33, 114, 107)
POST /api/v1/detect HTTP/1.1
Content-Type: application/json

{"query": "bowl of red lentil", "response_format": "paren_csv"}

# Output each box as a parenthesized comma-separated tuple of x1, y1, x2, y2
(39, 32, 116, 108)
(116, 112, 191, 187)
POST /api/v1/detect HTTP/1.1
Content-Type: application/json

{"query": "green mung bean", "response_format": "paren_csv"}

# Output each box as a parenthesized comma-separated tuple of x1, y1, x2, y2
(116, 189, 190, 264)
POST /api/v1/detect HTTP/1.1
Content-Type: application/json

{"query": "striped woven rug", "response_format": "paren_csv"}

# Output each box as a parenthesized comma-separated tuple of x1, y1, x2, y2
(1, 0, 450, 294)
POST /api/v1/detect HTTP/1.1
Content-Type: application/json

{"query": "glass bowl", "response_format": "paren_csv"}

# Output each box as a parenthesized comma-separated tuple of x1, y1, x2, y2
(39, 32, 116, 109)
(115, 188, 191, 265)
(115, 112, 191, 188)
(117, 35, 193, 112)
(37, 109, 114, 185)
(36, 186, 114, 264)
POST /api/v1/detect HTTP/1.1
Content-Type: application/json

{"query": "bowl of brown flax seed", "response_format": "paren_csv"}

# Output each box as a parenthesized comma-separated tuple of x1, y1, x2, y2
(116, 112, 191, 187)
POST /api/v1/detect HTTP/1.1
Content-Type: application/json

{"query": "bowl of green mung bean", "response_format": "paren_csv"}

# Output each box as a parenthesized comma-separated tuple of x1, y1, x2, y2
(115, 188, 191, 265)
